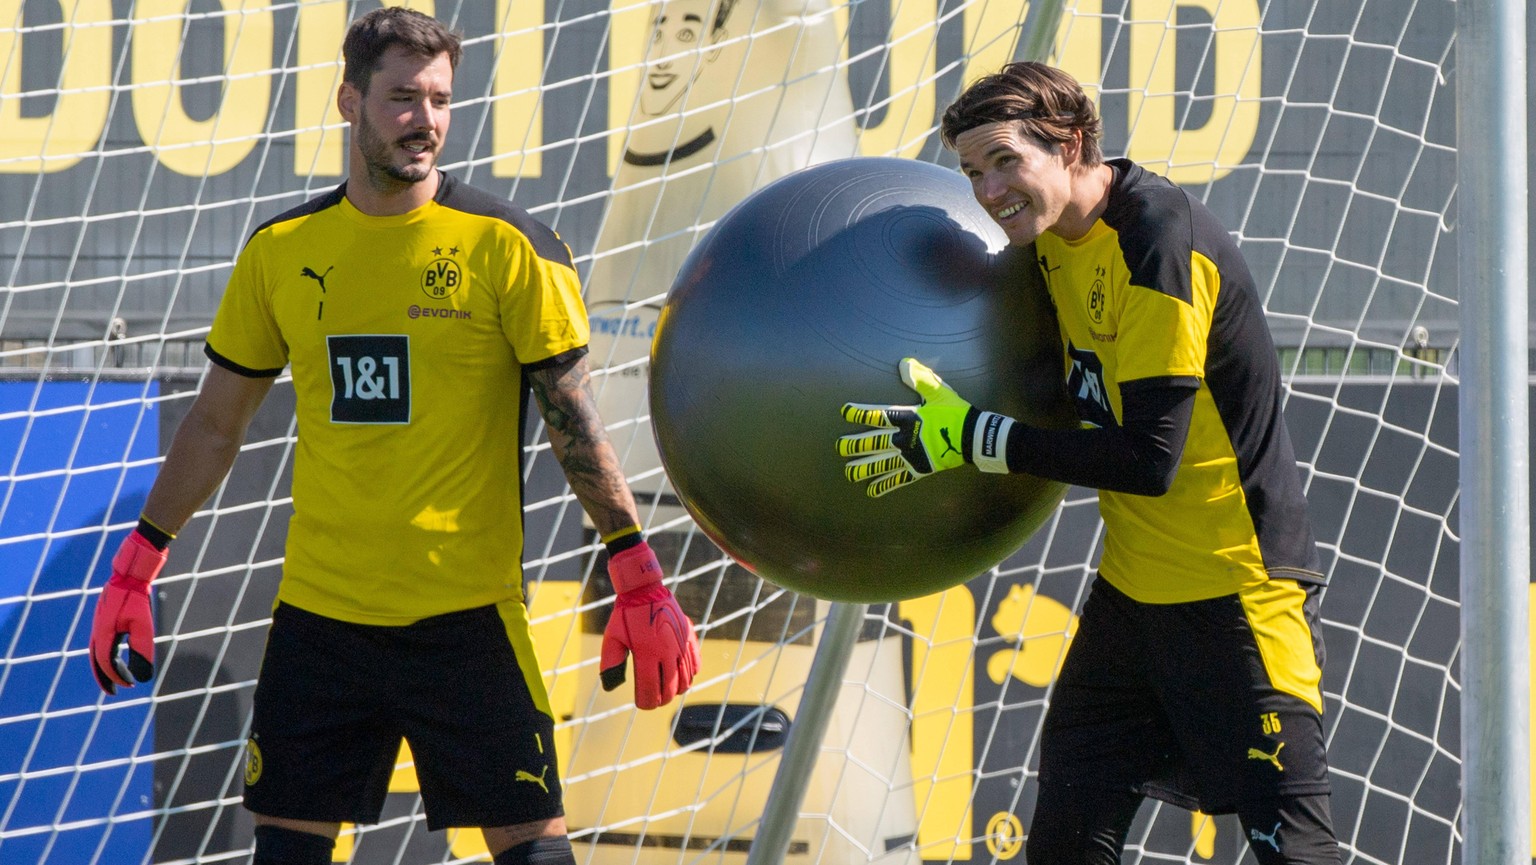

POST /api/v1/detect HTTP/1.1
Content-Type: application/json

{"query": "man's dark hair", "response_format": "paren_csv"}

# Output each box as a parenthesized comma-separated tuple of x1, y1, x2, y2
(940, 62, 1103, 166)
(342, 7, 463, 93)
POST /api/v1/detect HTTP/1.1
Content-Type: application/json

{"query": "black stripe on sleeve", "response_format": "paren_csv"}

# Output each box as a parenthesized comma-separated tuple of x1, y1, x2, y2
(521, 345, 589, 372)
(204, 343, 285, 378)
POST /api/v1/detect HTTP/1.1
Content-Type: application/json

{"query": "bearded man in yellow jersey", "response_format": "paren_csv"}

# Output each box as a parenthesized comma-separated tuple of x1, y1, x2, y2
(84, 9, 700, 865)
(838, 63, 1340, 863)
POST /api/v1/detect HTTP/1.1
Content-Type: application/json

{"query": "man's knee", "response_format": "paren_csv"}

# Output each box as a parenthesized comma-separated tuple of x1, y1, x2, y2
(1025, 822, 1124, 865)
(1237, 794, 1341, 865)
(1024, 781, 1142, 865)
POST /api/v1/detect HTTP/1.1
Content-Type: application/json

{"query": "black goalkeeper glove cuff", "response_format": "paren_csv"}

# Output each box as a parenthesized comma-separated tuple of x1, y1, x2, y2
(962, 407, 1014, 474)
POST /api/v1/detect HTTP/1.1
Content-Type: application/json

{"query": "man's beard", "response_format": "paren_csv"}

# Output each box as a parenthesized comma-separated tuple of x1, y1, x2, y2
(356, 111, 436, 185)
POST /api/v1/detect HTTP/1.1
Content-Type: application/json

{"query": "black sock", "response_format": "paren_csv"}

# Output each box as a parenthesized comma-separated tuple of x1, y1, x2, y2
(251, 825, 334, 865)
(493, 836, 578, 865)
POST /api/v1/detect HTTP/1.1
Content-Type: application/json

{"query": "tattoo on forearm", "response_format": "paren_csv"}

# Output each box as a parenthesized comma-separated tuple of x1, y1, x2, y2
(529, 357, 638, 533)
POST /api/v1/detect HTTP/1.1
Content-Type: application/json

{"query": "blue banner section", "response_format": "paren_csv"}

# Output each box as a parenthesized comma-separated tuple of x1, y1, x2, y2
(0, 380, 160, 865)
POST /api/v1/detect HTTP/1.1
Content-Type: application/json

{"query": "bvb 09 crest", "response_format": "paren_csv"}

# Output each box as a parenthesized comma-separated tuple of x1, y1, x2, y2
(1086, 275, 1106, 325)
(244, 738, 263, 786)
(420, 253, 463, 300)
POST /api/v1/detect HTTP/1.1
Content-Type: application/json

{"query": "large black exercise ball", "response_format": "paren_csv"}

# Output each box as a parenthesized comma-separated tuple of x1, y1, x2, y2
(649, 157, 1075, 603)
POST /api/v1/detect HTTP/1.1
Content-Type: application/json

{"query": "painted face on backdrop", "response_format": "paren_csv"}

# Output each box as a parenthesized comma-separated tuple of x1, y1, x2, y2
(346, 45, 454, 188)
(640, 0, 727, 116)
(955, 120, 1077, 247)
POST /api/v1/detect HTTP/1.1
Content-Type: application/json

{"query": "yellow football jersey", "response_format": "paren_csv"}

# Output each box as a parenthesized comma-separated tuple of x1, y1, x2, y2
(1034, 159, 1321, 604)
(206, 174, 589, 624)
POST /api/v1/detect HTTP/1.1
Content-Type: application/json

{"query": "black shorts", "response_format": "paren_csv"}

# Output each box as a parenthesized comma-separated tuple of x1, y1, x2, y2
(1037, 575, 1331, 814)
(244, 601, 564, 831)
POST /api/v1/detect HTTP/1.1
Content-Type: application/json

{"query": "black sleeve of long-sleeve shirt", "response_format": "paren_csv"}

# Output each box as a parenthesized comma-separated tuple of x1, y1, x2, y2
(1001, 376, 1199, 495)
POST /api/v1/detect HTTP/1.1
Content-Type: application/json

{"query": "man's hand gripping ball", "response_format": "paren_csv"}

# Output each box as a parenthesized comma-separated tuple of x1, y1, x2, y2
(601, 541, 702, 709)
(840, 357, 1013, 497)
(90, 530, 167, 694)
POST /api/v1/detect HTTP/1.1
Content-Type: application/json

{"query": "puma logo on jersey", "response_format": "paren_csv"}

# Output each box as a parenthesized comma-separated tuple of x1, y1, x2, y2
(1249, 821, 1281, 852)
(1247, 741, 1285, 771)
(302, 266, 333, 320)
(515, 764, 550, 793)
(300, 265, 333, 292)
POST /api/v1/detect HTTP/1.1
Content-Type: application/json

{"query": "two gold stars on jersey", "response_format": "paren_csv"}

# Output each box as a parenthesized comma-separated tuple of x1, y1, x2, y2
(422, 244, 463, 300)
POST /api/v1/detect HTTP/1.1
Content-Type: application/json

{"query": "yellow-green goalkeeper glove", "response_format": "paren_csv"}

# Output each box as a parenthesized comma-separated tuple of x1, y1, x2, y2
(839, 358, 1014, 497)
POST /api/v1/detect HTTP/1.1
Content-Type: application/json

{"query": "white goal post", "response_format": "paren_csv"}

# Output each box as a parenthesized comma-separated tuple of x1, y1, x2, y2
(0, 1, 1525, 864)
(1453, 1, 1528, 863)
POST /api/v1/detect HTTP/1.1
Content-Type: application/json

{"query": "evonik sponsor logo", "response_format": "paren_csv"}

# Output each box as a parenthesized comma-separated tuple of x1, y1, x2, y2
(407, 305, 472, 321)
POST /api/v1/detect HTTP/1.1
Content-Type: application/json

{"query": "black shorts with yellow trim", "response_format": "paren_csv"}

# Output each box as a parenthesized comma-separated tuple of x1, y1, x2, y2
(243, 601, 564, 831)
(1037, 575, 1331, 814)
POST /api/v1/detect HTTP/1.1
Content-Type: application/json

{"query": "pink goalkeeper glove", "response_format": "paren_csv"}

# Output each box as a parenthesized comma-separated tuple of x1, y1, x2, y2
(600, 541, 701, 709)
(89, 530, 166, 694)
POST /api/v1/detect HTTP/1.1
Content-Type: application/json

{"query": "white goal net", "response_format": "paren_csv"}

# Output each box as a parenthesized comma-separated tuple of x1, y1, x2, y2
(0, 0, 1478, 864)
